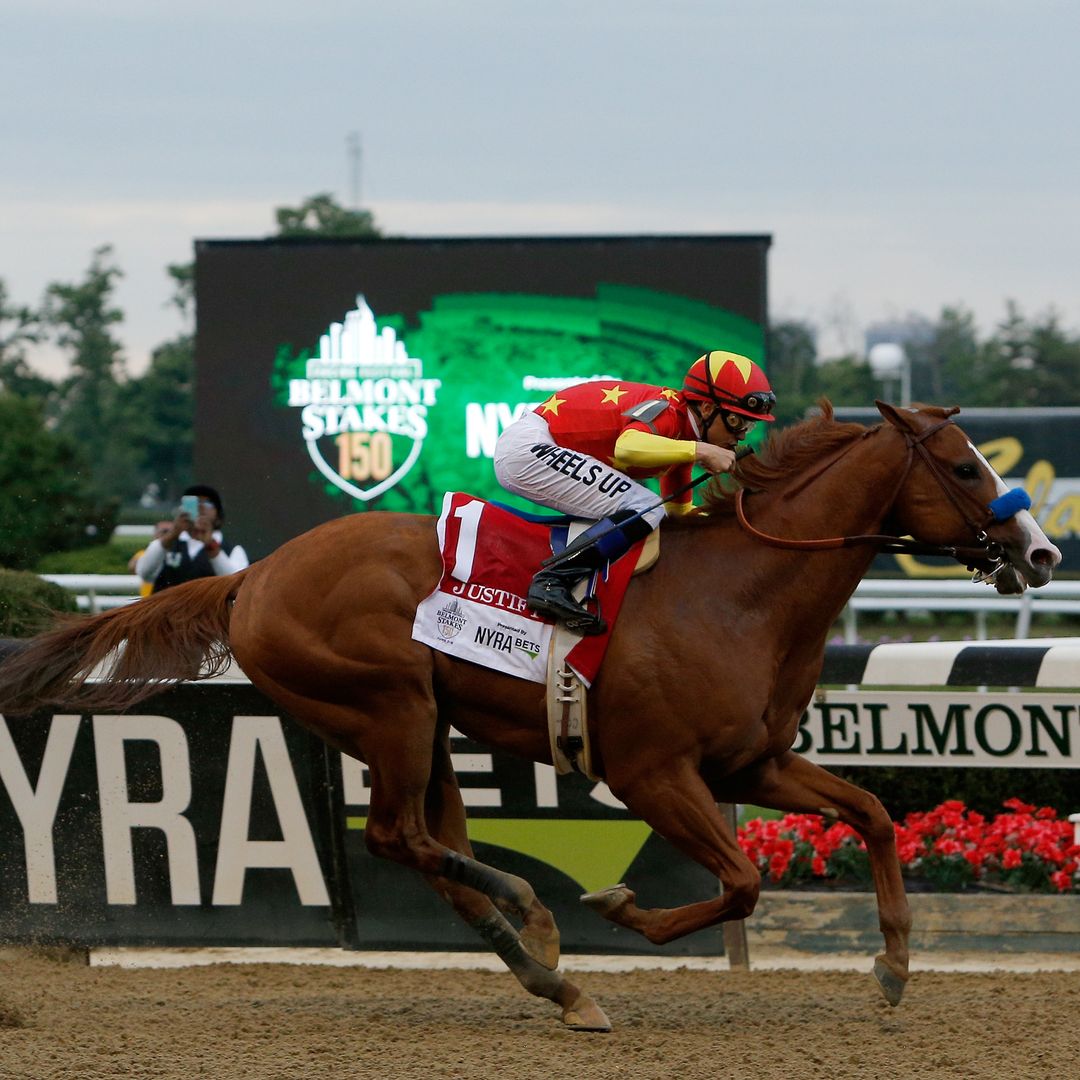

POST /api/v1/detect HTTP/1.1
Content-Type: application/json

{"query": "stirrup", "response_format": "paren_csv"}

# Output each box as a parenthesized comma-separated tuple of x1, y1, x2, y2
(564, 610, 607, 636)
(527, 584, 607, 636)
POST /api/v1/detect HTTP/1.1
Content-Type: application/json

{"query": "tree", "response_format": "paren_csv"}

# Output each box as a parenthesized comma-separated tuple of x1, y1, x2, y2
(45, 246, 133, 499)
(0, 278, 52, 400)
(118, 334, 194, 501)
(767, 320, 881, 419)
(274, 192, 382, 238)
(812, 356, 881, 406)
(0, 392, 105, 569)
(115, 261, 195, 502)
(982, 303, 1080, 408)
(767, 319, 819, 423)
(1023, 307, 1080, 402)
(165, 260, 195, 320)
(914, 306, 981, 404)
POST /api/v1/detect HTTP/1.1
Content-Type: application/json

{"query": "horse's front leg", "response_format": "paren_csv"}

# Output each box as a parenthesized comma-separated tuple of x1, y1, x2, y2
(581, 757, 762, 942)
(726, 750, 911, 1006)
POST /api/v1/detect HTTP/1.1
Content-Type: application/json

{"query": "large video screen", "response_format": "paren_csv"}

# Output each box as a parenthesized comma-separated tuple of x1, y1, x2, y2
(194, 235, 770, 557)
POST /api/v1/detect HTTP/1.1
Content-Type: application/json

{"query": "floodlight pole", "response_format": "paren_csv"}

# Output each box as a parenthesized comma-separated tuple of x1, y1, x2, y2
(347, 131, 362, 209)
(868, 342, 911, 407)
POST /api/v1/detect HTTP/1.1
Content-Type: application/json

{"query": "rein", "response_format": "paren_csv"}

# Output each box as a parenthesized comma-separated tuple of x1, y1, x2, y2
(733, 418, 1003, 567)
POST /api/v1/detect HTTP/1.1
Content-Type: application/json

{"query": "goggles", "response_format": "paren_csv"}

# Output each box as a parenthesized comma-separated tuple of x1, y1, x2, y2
(727, 390, 776, 417)
(722, 411, 759, 435)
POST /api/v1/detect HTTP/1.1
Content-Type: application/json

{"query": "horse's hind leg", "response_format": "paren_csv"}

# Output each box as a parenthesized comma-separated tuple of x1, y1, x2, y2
(364, 755, 561, 970)
(241, 666, 562, 972)
(727, 750, 911, 1006)
(347, 683, 560, 970)
(420, 729, 611, 1032)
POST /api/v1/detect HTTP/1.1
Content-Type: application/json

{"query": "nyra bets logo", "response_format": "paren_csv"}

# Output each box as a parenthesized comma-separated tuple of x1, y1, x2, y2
(281, 296, 442, 501)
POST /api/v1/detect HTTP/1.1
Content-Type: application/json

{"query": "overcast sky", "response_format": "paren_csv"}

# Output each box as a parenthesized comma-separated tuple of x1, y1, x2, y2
(4, 0, 1078, 377)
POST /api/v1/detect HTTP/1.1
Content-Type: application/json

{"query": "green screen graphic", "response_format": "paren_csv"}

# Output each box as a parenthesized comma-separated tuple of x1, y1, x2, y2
(272, 285, 766, 515)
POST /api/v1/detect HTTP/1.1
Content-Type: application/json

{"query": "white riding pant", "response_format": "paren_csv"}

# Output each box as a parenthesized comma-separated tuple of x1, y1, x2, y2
(493, 410, 667, 528)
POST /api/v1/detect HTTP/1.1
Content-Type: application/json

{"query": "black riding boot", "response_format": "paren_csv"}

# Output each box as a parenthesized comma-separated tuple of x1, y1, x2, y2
(527, 546, 612, 635)
(527, 509, 654, 635)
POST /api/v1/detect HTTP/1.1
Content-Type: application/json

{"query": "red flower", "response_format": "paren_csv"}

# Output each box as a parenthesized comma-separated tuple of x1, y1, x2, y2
(735, 801, 1078, 893)
(1051, 870, 1075, 892)
(1002, 848, 1023, 870)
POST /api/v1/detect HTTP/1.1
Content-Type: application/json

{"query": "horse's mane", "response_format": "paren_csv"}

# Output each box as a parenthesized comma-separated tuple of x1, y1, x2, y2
(698, 399, 871, 517)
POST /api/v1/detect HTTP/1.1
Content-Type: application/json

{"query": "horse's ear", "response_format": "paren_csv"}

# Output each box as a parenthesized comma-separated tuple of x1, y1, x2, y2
(875, 400, 918, 433)
(877, 400, 961, 430)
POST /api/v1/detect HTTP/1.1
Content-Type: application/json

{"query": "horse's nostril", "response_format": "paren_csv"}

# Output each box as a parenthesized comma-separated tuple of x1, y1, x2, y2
(1031, 548, 1058, 568)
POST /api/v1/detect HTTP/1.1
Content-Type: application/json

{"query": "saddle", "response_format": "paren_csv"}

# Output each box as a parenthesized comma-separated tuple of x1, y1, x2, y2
(410, 493, 660, 780)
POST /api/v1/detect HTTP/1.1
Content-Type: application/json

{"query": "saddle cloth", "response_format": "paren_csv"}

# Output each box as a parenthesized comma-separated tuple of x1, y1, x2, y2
(411, 492, 645, 686)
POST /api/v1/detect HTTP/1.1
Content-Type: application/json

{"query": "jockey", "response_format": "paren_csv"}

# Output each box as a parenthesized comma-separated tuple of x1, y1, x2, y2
(493, 350, 776, 634)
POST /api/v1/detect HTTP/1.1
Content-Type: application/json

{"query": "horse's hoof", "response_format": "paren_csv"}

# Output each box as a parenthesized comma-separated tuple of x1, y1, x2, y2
(562, 992, 612, 1032)
(520, 923, 560, 971)
(580, 883, 632, 918)
(873, 955, 909, 1007)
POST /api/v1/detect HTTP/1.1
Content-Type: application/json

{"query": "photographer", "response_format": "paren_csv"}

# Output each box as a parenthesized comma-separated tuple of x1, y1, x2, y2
(135, 484, 249, 594)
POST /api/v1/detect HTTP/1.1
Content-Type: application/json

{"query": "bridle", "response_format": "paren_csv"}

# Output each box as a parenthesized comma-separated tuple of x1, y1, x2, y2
(734, 416, 1010, 578)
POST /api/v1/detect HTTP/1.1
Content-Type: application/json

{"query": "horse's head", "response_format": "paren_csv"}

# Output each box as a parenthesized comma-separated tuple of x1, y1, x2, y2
(877, 401, 1061, 593)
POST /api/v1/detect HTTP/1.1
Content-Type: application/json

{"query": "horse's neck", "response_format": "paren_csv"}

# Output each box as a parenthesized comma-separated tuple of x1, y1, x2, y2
(710, 430, 903, 646)
(753, 428, 902, 546)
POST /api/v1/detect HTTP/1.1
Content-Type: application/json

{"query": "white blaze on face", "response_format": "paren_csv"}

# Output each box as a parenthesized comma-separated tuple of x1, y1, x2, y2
(968, 441, 1061, 569)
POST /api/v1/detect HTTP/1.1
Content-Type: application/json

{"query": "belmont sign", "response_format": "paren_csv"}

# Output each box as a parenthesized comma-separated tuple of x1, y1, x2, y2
(280, 296, 443, 502)
(797, 691, 1080, 768)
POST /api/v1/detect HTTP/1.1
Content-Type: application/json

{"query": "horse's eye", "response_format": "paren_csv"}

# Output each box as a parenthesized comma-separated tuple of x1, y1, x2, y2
(954, 462, 979, 480)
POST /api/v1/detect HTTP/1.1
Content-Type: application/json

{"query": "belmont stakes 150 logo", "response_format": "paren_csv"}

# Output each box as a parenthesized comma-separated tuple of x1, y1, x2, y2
(274, 297, 442, 502)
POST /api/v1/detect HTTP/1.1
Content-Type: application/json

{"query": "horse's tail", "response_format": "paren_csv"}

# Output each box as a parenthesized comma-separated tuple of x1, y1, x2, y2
(0, 569, 250, 715)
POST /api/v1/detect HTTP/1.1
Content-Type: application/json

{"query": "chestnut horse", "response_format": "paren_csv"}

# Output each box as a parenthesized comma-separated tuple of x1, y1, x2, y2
(0, 402, 1061, 1031)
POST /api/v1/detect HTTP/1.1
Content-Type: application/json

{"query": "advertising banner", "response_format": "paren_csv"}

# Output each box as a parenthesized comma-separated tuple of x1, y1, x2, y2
(195, 235, 770, 557)
(337, 742, 721, 956)
(1, 684, 719, 954)
(0, 684, 341, 947)
(7, 674, 1077, 949)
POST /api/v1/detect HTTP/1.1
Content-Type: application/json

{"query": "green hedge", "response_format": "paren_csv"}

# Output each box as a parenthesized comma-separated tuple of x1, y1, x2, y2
(827, 764, 1080, 819)
(35, 534, 145, 575)
(0, 569, 79, 638)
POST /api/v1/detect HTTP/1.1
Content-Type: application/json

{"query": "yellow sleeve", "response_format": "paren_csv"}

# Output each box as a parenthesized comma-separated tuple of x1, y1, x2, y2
(613, 428, 697, 470)
(665, 498, 697, 515)
(661, 461, 695, 514)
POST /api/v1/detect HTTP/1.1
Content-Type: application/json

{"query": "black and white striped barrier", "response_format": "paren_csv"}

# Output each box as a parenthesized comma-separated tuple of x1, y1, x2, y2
(819, 638, 1080, 689)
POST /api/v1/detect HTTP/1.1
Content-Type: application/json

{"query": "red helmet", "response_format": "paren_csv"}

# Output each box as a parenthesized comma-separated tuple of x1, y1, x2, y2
(683, 351, 776, 421)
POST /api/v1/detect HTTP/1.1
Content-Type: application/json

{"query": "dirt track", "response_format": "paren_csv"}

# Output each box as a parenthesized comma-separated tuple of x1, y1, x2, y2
(1, 951, 1078, 1080)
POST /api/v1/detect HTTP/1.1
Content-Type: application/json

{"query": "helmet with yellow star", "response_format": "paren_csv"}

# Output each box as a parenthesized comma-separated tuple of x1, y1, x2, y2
(683, 351, 776, 422)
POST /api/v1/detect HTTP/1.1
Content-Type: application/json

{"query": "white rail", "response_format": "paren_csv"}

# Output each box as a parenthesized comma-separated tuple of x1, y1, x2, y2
(36, 574, 1080, 634)
(39, 574, 143, 613)
(843, 579, 1080, 643)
